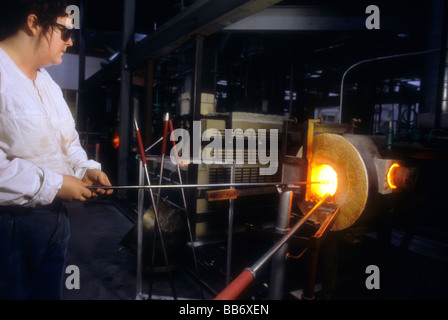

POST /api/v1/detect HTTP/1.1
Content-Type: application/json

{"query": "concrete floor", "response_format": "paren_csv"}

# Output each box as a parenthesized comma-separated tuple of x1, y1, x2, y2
(62, 199, 138, 300)
(62, 198, 210, 300)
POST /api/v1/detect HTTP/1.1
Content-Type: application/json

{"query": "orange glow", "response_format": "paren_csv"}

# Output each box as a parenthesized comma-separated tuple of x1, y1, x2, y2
(113, 135, 120, 149)
(310, 164, 338, 198)
(387, 163, 400, 189)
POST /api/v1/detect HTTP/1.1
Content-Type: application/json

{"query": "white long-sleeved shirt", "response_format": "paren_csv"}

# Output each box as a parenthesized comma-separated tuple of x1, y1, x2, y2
(0, 47, 100, 207)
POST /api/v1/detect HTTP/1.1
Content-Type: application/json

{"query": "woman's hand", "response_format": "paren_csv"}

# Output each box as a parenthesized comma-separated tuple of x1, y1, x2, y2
(56, 175, 92, 202)
(82, 169, 113, 196)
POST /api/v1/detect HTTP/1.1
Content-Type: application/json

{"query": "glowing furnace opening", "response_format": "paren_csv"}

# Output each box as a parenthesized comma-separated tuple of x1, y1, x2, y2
(387, 163, 400, 189)
(310, 164, 338, 198)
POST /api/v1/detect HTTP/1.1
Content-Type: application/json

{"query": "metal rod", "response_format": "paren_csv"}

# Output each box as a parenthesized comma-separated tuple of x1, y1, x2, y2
(250, 193, 331, 275)
(168, 119, 203, 299)
(303, 205, 341, 300)
(135, 160, 145, 300)
(226, 162, 236, 285)
(88, 180, 322, 190)
(144, 136, 163, 152)
(151, 115, 168, 297)
(117, 0, 135, 188)
(269, 188, 293, 299)
(214, 193, 332, 300)
(156, 113, 170, 207)
(134, 119, 177, 300)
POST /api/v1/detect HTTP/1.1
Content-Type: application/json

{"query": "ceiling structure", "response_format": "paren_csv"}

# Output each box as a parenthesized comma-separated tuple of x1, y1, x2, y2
(74, 0, 430, 100)
(72, 0, 428, 68)
(70, 0, 440, 125)
(67, 0, 446, 189)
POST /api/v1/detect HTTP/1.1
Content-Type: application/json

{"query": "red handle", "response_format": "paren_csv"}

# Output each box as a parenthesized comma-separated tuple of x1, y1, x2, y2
(134, 119, 147, 165)
(214, 269, 254, 300)
(161, 117, 169, 155)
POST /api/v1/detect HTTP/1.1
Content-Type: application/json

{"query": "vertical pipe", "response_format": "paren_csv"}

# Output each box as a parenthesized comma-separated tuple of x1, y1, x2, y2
(144, 60, 154, 147)
(268, 189, 293, 300)
(76, 0, 85, 129)
(303, 243, 319, 300)
(226, 162, 236, 285)
(136, 159, 145, 299)
(191, 35, 204, 123)
(435, 0, 448, 128)
(118, 0, 136, 189)
(279, 119, 289, 179)
(187, 35, 204, 221)
(289, 61, 294, 117)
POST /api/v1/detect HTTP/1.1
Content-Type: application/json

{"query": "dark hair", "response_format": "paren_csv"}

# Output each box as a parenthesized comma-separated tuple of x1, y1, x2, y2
(0, 0, 69, 41)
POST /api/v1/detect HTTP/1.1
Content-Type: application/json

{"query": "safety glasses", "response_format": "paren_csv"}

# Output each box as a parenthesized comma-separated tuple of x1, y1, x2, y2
(53, 23, 74, 42)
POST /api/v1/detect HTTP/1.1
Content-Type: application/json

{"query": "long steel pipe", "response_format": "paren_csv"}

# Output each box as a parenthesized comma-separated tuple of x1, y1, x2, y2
(88, 180, 322, 190)
(214, 193, 331, 300)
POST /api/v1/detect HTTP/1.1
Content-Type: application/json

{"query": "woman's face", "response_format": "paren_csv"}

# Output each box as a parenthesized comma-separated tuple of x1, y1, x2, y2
(37, 15, 73, 67)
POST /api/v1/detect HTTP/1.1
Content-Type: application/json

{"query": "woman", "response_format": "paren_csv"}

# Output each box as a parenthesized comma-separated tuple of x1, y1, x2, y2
(0, 0, 113, 299)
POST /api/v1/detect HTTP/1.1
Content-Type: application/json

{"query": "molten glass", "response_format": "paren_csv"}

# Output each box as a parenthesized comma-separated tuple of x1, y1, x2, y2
(310, 164, 338, 198)
(387, 163, 400, 189)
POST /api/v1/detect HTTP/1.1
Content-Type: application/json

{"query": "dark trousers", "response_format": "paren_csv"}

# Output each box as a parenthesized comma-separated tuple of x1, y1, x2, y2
(0, 203, 70, 300)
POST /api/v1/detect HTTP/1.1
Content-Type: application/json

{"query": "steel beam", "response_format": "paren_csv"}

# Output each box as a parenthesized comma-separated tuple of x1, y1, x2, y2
(223, 6, 419, 32)
(76, 0, 86, 128)
(84, 0, 282, 91)
(117, 0, 136, 188)
(128, 0, 282, 70)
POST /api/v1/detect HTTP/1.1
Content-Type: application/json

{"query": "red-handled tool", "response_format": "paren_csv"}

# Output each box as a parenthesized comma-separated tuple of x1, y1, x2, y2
(214, 194, 334, 300)
(133, 118, 177, 300)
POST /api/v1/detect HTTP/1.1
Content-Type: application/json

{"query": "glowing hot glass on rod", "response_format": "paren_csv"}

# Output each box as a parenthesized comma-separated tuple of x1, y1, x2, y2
(310, 164, 338, 198)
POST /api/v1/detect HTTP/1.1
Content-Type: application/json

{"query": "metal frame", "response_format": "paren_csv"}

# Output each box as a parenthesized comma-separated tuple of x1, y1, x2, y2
(215, 192, 340, 300)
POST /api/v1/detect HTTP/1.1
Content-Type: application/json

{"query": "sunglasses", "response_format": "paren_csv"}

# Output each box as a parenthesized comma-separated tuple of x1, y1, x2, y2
(54, 23, 74, 42)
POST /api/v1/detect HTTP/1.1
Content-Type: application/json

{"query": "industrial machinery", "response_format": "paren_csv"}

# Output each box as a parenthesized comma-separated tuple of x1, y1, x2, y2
(292, 120, 417, 232)
(114, 114, 427, 300)
(212, 118, 420, 300)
